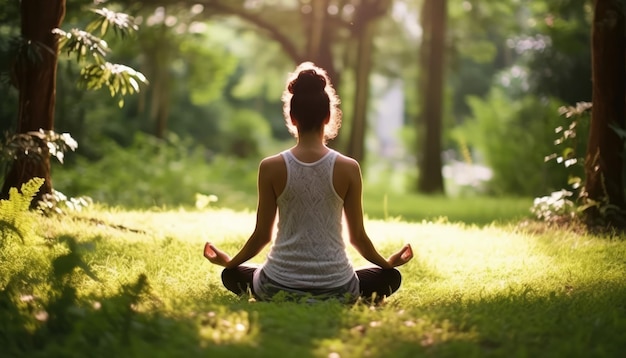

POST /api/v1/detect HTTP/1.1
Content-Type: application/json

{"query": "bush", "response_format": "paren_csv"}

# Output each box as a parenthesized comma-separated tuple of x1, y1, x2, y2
(217, 109, 272, 158)
(52, 132, 259, 209)
(453, 88, 571, 196)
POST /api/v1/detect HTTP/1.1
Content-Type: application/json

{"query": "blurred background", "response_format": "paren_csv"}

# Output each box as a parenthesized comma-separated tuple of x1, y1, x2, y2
(0, 0, 592, 216)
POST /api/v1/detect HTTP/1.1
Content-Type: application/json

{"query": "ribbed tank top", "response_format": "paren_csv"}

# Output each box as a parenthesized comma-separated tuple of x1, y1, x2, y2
(260, 149, 355, 288)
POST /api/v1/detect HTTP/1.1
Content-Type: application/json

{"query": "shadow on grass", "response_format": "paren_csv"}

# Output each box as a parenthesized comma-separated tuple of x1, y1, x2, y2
(385, 280, 626, 357)
(6, 230, 625, 358)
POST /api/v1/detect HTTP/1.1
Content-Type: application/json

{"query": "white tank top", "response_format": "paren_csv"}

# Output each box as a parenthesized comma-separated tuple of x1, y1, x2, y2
(260, 149, 355, 288)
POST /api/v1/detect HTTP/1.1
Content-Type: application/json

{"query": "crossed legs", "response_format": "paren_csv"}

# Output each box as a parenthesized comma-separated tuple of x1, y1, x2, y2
(221, 265, 402, 302)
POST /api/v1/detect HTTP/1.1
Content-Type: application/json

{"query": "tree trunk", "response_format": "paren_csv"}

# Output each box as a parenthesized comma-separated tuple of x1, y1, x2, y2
(343, 0, 391, 161)
(346, 18, 376, 163)
(302, 0, 340, 90)
(417, 0, 446, 194)
(583, 0, 626, 227)
(1, 0, 66, 202)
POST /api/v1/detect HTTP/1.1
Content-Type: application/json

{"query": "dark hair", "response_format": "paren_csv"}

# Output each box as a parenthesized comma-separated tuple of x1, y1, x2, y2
(282, 62, 341, 141)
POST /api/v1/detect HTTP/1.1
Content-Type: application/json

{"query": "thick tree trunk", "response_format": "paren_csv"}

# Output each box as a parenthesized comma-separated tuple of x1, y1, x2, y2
(583, 0, 626, 227)
(1, 0, 66, 202)
(417, 0, 446, 194)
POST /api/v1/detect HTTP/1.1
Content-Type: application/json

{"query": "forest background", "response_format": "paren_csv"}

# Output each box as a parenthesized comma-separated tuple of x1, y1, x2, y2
(2, 2, 626, 356)
(0, 0, 597, 218)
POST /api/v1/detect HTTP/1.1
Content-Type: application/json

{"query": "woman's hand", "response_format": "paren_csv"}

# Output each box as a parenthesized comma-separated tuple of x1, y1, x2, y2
(387, 244, 413, 267)
(203, 242, 232, 267)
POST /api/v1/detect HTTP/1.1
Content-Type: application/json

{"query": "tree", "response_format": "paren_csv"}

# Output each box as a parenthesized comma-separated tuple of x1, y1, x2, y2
(582, 0, 626, 228)
(345, 0, 392, 162)
(1, 2, 146, 203)
(0, 0, 66, 202)
(124, 4, 236, 139)
(416, 0, 447, 194)
(150, 0, 391, 161)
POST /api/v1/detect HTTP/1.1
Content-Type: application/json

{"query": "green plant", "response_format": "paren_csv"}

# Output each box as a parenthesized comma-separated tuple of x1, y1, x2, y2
(530, 189, 575, 222)
(545, 103, 591, 191)
(53, 7, 147, 108)
(0, 177, 44, 245)
(38, 189, 93, 216)
(52, 132, 259, 209)
(0, 130, 78, 178)
(454, 88, 568, 196)
(218, 109, 272, 158)
(530, 102, 590, 222)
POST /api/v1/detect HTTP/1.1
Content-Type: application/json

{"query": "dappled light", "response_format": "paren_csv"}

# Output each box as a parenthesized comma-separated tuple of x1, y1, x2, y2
(1, 0, 625, 356)
(3, 207, 623, 356)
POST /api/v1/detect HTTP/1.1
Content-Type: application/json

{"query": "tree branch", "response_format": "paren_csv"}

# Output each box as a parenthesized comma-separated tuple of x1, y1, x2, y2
(195, 0, 304, 63)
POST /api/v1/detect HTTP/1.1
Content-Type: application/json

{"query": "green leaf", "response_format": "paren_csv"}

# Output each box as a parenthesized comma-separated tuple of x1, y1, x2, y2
(562, 147, 575, 159)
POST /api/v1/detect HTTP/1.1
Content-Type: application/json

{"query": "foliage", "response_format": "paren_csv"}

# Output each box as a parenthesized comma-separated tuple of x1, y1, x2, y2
(37, 189, 93, 216)
(0, 130, 78, 188)
(53, 7, 148, 108)
(530, 102, 626, 229)
(453, 87, 567, 196)
(47, 126, 532, 223)
(218, 109, 272, 158)
(530, 189, 576, 222)
(0, 129, 78, 165)
(523, 0, 593, 104)
(0, 178, 160, 357)
(530, 102, 591, 223)
(51, 132, 259, 209)
(0, 177, 43, 246)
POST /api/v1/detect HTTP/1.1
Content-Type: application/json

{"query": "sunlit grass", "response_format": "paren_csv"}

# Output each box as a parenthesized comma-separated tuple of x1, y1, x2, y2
(362, 189, 532, 225)
(14, 206, 622, 357)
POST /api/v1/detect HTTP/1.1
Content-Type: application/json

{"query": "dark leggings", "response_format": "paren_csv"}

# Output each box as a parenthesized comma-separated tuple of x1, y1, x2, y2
(221, 265, 402, 301)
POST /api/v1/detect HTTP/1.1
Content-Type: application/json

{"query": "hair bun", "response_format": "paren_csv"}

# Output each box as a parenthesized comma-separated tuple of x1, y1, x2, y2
(288, 69, 326, 95)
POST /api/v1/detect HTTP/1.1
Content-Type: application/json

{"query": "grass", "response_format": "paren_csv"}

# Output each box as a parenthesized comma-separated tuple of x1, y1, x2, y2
(2, 204, 625, 357)
(362, 189, 532, 225)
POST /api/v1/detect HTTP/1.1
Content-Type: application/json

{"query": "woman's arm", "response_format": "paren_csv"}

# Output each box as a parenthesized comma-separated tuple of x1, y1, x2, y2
(204, 158, 278, 268)
(341, 158, 413, 268)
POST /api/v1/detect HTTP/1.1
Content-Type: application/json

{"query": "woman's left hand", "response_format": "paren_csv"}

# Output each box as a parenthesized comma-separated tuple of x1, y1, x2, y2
(387, 244, 414, 267)
(203, 242, 232, 267)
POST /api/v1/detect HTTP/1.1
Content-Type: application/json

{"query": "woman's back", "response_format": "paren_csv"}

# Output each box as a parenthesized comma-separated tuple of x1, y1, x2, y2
(261, 149, 355, 289)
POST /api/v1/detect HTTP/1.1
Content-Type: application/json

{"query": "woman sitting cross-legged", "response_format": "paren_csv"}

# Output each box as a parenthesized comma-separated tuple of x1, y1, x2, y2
(203, 62, 413, 303)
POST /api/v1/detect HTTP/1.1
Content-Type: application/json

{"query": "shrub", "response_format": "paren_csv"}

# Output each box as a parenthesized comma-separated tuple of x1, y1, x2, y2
(217, 109, 272, 158)
(453, 88, 569, 196)
(530, 102, 590, 223)
(52, 132, 259, 209)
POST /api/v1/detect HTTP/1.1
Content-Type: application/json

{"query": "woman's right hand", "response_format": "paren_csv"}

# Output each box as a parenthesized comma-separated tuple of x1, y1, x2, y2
(203, 242, 232, 267)
(387, 244, 413, 267)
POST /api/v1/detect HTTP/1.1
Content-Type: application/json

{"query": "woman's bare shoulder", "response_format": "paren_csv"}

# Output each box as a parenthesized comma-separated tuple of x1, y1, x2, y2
(334, 152, 360, 170)
(259, 153, 286, 171)
(334, 152, 361, 180)
(260, 153, 283, 164)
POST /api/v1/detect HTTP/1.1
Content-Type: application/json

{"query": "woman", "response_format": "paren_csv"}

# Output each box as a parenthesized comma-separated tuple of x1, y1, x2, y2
(204, 62, 413, 303)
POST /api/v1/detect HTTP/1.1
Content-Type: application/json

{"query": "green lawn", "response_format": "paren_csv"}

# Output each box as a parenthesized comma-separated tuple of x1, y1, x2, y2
(2, 203, 625, 357)
(362, 190, 532, 225)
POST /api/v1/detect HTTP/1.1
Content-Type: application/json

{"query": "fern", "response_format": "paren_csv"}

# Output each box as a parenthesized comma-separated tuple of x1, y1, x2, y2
(0, 177, 44, 245)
